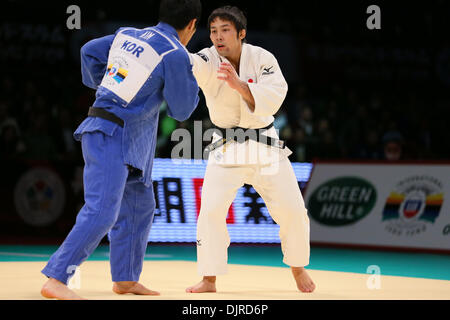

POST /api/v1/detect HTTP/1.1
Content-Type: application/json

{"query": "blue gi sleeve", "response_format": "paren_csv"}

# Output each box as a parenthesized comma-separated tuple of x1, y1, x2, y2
(80, 35, 115, 89)
(162, 50, 200, 121)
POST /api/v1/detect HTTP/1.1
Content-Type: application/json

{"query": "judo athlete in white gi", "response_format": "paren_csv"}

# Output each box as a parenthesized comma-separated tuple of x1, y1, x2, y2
(186, 6, 315, 293)
(40, 0, 202, 300)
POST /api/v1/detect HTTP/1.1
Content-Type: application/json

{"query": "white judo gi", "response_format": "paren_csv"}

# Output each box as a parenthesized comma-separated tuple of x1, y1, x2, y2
(191, 43, 310, 275)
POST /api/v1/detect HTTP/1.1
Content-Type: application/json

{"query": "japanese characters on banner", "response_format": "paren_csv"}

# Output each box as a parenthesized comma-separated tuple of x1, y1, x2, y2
(304, 162, 450, 251)
(147, 159, 313, 243)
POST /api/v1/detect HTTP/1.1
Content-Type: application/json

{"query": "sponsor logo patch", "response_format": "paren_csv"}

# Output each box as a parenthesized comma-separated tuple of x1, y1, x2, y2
(382, 175, 443, 236)
(307, 177, 377, 226)
(107, 63, 128, 83)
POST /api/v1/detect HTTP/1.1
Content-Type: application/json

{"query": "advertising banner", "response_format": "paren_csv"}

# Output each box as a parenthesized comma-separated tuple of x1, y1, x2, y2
(148, 159, 312, 243)
(304, 162, 450, 251)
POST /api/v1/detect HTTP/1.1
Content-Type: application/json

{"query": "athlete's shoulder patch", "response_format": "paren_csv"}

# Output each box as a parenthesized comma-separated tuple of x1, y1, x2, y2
(196, 52, 209, 62)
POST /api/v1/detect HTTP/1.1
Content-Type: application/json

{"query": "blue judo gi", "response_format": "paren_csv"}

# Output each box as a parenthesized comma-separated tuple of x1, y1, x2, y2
(42, 22, 199, 284)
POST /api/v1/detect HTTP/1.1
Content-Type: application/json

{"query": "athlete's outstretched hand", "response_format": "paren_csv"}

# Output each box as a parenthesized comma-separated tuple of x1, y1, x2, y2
(217, 62, 255, 111)
(217, 62, 241, 90)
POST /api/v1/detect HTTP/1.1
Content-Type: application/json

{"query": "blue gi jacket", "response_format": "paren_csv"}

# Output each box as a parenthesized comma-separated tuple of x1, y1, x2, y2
(74, 22, 199, 187)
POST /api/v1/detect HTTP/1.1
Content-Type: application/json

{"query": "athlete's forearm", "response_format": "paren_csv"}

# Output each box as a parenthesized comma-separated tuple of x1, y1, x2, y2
(235, 80, 255, 112)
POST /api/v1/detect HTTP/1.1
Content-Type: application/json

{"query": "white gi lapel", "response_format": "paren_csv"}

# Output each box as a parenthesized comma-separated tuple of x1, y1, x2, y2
(238, 43, 256, 84)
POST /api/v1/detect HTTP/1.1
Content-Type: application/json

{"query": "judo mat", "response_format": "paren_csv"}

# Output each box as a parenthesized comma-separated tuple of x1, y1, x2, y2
(0, 244, 449, 300)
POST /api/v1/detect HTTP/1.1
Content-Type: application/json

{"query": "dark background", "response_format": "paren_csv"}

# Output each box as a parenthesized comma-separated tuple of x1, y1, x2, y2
(1, 0, 449, 243)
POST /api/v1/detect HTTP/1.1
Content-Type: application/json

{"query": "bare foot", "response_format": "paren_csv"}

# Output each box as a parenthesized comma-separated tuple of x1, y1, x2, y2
(292, 267, 316, 293)
(41, 278, 86, 300)
(113, 281, 160, 295)
(185, 276, 217, 293)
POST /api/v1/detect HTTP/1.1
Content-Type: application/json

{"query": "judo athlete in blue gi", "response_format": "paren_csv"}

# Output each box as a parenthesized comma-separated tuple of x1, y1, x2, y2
(40, 0, 202, 300)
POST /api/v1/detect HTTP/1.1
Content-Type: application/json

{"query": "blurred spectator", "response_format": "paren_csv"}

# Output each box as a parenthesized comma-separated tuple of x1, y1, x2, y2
(382, 131, 404, 161)
(289, 127, 307, 162)
(298, 106, 314, 137)
(313, 129, 341, 160)
(273, 110, 288, 132)
(53, 108, 77, 161)
(354, 129, 382, 160)
(22, 113, 58, 162)
(0, 117, 26, 160)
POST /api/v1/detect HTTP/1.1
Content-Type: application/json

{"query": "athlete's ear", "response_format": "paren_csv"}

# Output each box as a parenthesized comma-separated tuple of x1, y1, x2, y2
(239, 29, 246, 41)
(189, 18, 197, 31)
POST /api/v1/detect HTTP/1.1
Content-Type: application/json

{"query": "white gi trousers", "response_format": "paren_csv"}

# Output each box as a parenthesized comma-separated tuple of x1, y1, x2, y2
(196, 158, 310, 276)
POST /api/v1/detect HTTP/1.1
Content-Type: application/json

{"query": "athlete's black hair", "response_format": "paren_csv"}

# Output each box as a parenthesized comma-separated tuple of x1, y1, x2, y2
(207, 6, 247, 42)
(159, 0, 202, 30)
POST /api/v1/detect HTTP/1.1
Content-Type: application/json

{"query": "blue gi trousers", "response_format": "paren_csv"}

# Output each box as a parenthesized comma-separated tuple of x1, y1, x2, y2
(41, 127, 155, 284)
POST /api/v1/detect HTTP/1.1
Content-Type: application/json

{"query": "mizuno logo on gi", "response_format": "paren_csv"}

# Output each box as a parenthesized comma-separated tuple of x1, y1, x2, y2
(262, 66, 274, 75)
(120, 40, 145, 57)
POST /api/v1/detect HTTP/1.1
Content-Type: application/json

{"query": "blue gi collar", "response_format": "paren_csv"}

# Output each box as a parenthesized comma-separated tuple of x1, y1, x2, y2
(155, 22, 180, 40)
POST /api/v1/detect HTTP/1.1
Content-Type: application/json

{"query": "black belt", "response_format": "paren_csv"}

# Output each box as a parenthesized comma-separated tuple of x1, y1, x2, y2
(88, 107, 124, 127)
(205, 123, 285, 153)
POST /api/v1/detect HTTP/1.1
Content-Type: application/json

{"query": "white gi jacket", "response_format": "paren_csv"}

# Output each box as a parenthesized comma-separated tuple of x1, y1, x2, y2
(191, 43, 292, 166)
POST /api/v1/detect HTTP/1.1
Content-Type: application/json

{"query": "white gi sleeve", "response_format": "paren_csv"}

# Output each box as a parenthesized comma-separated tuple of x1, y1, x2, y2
(190, 49, 214, 89)
(247, 51, 288, 116)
